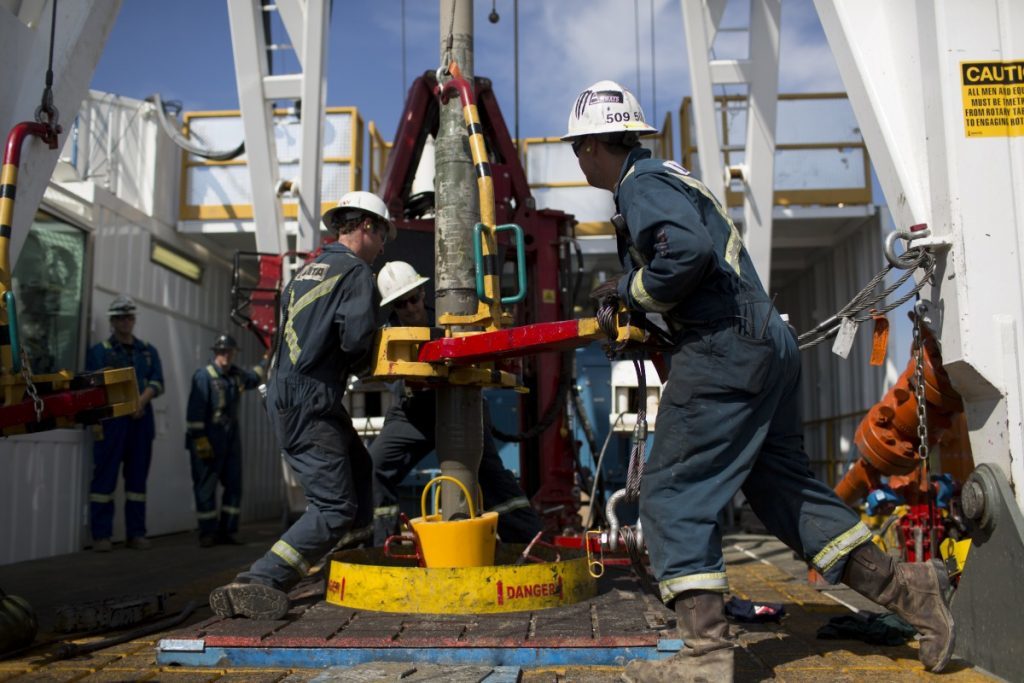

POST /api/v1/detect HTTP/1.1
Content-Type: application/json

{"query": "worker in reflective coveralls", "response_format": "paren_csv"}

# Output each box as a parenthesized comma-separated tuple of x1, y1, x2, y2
(186, 334, 265, 547)
(86, 294, 164, 552)
(564, 81, 955, 681)
(370, 261, 542, 546)
(210, 191, 391, 620)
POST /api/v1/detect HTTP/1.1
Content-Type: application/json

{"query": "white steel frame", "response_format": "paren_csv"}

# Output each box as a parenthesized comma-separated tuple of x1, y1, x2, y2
(680, 0, 781, 288)
(226, 0, 328, 254)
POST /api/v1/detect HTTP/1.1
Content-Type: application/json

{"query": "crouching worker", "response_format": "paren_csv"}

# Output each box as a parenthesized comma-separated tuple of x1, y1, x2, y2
(186, 334, 265, 547)
(370, 261, 542, 546)
(210, 191, 393, 620)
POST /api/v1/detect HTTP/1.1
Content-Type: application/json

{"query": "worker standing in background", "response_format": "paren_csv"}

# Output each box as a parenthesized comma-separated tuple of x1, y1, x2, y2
(86, 294, 164, 552)
(186, 334, 266, 547)
(210, 191, 391, 620)
(564, 81, 955, 680)
(370, 261, 542, 546)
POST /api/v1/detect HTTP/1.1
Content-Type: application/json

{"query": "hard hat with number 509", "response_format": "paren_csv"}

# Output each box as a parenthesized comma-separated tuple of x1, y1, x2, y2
(561, 80, 658, 141)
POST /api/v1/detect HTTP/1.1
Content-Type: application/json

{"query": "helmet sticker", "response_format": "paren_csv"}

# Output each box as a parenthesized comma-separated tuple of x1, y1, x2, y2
(574, 89, 624, 118)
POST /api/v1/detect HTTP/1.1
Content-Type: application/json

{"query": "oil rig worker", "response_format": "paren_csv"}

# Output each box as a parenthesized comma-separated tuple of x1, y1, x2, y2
(85, 294, 164, 553)
(210, 191, 392, 620)
(185, 334, 265, 547)
(370, 261, 543, 546)
(565, 81, 955, 680)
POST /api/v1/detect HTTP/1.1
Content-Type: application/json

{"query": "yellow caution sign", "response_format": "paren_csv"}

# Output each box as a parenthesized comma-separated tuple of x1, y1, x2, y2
(960, 60, 1024, 137)
(326, 546, 597, 614)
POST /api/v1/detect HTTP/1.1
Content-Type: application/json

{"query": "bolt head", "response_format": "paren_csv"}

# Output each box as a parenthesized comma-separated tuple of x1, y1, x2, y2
(961, 480, 986, 521)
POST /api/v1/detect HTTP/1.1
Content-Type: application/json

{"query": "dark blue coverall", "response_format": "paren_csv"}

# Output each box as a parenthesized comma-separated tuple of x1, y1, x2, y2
(240, 242, 378, 590)
(85, 336, 164, 541)
(185, 361, 264, 537)
(371, 380, 543, 545)
(612, 148, 869, 603)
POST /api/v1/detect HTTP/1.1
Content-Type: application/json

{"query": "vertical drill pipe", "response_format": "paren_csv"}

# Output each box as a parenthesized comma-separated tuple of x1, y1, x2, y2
(1, 122, 60, 372)
(440, 67, 502, 325)
(436, 0, 481, 520)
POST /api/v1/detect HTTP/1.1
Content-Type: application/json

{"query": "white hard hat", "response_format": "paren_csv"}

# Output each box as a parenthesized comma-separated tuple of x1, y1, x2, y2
(322, 191, 396, 241)
(108, 294, 137, 316)
(561, 80, 658, 141)
(377, 261, 429, 307)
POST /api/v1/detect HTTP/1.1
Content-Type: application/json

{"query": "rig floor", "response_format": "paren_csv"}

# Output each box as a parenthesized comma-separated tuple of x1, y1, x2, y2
(0, 521, 998, 682)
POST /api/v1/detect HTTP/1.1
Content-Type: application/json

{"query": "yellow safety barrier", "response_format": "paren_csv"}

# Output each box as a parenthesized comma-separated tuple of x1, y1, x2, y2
(326, 544, 597, 614)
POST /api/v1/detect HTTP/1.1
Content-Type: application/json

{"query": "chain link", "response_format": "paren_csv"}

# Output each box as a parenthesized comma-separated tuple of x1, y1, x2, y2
(913, 303, 929, 461)
(19, 349, 45, 423)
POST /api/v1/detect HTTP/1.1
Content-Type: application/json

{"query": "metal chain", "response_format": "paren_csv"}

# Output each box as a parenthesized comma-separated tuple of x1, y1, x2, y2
(19, 349, 44, 423)
(913, 302, 929, 461)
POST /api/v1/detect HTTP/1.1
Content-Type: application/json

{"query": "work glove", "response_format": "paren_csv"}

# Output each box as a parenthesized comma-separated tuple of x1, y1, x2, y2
(193, 435, 214, 460)
(589, 275, 622, 309)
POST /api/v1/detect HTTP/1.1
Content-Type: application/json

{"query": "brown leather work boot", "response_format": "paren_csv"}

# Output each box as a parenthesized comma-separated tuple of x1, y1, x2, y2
(622, 590, 734, 683)
(842, 541, 955, 672)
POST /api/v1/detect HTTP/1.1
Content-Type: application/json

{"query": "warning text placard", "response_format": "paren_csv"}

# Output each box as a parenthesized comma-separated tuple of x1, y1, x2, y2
(961, 61, 1024, 137)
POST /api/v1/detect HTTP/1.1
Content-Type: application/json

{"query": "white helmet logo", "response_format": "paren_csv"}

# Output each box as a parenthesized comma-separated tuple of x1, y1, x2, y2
(574, 89, 625, 119)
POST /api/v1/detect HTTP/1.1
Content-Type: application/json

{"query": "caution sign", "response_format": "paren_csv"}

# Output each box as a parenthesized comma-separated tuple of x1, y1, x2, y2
(961, 60, 1024, 137)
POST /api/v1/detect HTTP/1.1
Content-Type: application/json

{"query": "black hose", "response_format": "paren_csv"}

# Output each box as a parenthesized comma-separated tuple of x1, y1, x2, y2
(52, 601, 198, 661)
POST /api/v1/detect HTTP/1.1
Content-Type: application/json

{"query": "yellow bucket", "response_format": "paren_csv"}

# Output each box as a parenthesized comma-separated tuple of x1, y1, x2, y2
(409, 475, 498, 568)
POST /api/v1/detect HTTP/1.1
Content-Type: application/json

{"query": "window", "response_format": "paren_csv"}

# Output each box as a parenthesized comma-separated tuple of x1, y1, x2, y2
(151, 240, 203, 283)
(12, 212, 87, 374)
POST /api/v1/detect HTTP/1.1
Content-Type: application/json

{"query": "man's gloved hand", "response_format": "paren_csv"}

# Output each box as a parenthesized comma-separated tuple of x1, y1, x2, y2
(589, 275, 622, 308)
(193, 435, 214, 460)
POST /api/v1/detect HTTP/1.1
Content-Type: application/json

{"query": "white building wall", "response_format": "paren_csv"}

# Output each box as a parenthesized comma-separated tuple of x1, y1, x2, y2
(777, 213, 888, 485)
(0, 91, 281, 565)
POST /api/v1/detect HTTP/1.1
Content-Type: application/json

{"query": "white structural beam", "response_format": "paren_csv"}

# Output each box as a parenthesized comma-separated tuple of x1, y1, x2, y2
(226, 0, 328, 254)
(741, 0, 781, 289)
(293, 0, 328, 253)
(680, 0, 727, 203)
(227, 0, 285, 254)
(813, 0, 1024, 512)
(680, 0, 781, 289)
(0, 0, 121, 265)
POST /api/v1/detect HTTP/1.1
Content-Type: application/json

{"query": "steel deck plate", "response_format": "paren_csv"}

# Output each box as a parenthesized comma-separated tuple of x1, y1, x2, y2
(158, 572, 677, 668)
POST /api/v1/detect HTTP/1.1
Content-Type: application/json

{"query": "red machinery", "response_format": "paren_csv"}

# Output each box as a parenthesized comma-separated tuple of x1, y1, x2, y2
(232, 72, 584, 533)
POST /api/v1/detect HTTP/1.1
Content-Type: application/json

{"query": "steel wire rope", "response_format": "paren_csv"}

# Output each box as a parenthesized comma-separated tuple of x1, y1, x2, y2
(649, 0, 657, 124)
(797, 247, 936, 350)
(583, 411, 627, 529)
(401, 0, 407, 104)
(634, 0, 642, 103)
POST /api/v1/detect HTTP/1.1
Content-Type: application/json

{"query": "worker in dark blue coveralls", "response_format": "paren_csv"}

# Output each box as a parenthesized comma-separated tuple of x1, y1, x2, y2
(564, 81, 954, 681)
(370, 261, 542, 546)
(186, 334, 266, 547)
(86, 294, 164, 552)
(210, 190, 391, 620)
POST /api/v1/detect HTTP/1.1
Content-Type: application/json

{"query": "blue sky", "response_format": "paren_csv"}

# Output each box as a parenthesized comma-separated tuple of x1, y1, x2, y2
(91, 0, 844, 144)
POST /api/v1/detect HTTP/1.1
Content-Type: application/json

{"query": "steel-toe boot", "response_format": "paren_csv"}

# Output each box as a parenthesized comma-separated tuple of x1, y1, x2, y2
(622, 590, 734, 683)
(209, 579, 290, 620)
(842, 541, 954, 672)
